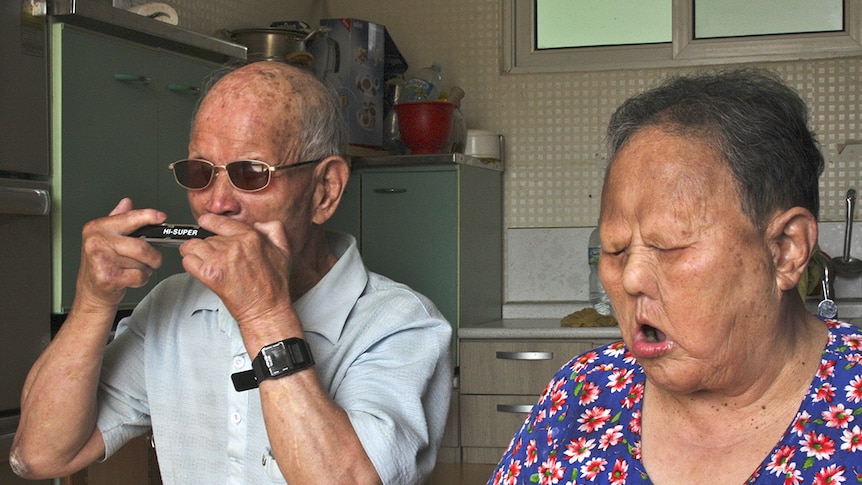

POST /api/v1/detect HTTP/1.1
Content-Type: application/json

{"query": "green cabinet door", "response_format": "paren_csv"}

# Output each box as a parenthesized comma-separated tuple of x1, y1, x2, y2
(53, 25, 217, 311)
(361, 169, 459, 325)
(55, 26, 161, 310)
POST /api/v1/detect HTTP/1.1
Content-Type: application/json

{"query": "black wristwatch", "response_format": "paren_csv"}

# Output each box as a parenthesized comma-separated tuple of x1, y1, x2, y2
(231, 338, 315, 392)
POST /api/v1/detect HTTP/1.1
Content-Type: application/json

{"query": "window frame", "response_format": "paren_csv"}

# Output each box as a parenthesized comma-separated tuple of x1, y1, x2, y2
(503, 0, 862, 73)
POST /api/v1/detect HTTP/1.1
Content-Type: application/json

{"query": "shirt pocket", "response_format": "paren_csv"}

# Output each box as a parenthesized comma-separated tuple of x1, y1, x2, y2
(261, 446, 287, 482)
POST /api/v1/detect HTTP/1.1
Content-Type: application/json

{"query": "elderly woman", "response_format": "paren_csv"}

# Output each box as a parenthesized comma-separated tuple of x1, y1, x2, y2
(488, 69, 862, 484)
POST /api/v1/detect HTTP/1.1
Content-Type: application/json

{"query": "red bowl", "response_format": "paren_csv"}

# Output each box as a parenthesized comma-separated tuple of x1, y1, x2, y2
(395, 101, 455, 154)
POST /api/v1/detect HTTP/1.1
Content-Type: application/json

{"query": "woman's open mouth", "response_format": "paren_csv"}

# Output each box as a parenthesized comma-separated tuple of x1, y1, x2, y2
(632, 322, 674, 358)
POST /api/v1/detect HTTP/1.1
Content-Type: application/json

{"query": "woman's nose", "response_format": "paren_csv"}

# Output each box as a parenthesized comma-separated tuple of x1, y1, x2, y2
(615, 250, 655, 298)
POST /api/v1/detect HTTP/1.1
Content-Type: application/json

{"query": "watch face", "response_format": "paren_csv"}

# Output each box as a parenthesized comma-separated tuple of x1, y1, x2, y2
(263, 341, 292, 377)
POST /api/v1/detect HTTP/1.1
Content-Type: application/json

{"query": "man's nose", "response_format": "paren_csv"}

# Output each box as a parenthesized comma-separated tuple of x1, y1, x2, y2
(203, 169, 241, 216)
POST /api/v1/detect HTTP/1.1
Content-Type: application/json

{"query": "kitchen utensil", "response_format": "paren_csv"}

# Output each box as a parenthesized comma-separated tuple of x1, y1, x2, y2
(465, 129, 503, 161)
(225, 27, 320, 64)
(394, 101, 455, 154)
(832, 188, 862, 275)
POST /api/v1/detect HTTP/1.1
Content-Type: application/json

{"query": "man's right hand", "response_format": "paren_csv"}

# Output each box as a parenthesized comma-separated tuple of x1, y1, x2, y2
(74, 197, 167, 310)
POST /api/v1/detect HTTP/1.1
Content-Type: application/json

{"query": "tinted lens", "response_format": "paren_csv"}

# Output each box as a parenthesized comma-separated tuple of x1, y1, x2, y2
(173, 159, 214, 190)
(226, 160, 271, 191)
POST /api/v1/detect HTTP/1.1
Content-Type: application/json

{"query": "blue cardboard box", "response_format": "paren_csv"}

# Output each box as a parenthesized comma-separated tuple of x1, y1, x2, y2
(310, 18, 385, 149)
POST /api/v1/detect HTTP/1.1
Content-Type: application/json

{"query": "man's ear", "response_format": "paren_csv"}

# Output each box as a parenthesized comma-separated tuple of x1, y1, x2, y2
(767, 207, 819, 292)
(311, 156, 350, 225)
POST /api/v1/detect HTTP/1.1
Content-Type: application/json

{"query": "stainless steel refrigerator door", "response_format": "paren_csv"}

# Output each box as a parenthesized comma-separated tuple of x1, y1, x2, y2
(0, 179, 51, 416)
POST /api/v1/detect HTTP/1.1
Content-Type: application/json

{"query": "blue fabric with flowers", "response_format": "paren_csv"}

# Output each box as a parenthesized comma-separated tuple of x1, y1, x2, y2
(487, 320, 862, 485)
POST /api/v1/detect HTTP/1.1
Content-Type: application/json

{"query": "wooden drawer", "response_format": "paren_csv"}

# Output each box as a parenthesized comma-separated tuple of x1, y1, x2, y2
(460, 394, 536, 448)
(460, 340, 597, 395)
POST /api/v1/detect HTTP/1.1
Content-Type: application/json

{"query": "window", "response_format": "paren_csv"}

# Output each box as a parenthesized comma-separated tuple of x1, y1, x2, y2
(504, 0, 862, 73)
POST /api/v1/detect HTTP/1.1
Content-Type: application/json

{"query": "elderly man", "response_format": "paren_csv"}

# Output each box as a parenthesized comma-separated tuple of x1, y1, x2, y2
(11, 61, 452, 484)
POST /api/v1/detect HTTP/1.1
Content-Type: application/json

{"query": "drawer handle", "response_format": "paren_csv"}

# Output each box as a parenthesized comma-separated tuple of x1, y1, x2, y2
(166, 83, 201, 94)
(496, 404, 534, 414)
(114, 73, 151, 85)
(373, 188, 407, 194)
(496, 351, 553, 361)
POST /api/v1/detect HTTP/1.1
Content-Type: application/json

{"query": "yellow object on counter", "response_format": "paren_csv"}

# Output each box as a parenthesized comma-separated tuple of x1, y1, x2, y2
(561, 307, 617, 328)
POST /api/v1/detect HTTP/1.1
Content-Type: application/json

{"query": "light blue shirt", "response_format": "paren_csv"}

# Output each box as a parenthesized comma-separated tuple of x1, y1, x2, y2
(97, 232, 453, 484)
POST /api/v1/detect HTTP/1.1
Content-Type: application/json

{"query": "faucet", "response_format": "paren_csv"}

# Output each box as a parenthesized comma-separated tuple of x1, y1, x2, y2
(812, 251, 838, 319)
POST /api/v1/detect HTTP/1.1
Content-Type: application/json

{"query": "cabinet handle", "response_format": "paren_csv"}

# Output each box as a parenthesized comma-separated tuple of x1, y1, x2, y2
(496, 351, 553, 361)
(0, 186, 50, 216)
(496, 404, 534, 414)
(373, 188, 407, 194)
(167, 83, 201, 94)
(114, 73, 151, 85)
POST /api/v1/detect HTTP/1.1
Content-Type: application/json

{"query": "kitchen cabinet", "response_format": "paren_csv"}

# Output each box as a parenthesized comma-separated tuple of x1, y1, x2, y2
(331, 157, 503, 341)
(51, 24, 217, 311)
(457, 320, 620, 464)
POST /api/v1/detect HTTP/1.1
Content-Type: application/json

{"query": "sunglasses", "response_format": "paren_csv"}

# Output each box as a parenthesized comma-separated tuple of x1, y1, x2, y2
(169, 158, 319, 192)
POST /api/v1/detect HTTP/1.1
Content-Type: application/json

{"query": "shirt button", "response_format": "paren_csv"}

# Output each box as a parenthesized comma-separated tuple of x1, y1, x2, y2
(230, 411, 243, 425)
(233, 356, 246, 369)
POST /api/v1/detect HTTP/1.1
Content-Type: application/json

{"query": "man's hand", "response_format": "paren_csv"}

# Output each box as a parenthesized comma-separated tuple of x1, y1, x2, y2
(179, 213, 297, 345)
(75, 198, 167, 311)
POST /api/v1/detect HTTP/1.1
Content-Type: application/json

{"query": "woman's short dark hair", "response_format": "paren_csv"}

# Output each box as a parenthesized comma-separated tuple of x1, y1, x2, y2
(605, 68, 824, 227)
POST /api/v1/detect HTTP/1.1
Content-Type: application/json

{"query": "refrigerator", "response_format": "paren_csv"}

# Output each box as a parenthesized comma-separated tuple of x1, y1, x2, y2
(0, 1, 52, 481)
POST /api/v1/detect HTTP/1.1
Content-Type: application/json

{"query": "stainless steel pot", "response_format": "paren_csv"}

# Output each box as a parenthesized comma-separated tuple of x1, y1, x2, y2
(225, 28, 318, 64)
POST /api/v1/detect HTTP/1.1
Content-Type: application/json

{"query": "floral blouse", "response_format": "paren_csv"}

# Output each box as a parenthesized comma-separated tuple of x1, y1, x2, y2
(487, 320, 862, 485)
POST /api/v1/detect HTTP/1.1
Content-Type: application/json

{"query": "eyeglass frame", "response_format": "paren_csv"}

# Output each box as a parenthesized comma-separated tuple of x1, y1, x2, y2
(168, 158, 320, 193)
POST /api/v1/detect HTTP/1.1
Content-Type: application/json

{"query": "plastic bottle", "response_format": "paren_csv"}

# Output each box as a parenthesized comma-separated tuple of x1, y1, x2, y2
(588, 224, 612, 315)
(447, 86, 467, 153)
(382, 79, 407, 153)
(402, 62, 443, 102)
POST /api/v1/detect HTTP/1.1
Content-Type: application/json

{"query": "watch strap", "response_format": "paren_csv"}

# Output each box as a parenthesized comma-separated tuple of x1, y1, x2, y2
(231, 337, 314, 392)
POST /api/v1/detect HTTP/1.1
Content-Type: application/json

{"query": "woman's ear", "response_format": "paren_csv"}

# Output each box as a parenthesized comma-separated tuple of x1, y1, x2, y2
(767, 207, 819, 292)
(311, 156, 350, 225)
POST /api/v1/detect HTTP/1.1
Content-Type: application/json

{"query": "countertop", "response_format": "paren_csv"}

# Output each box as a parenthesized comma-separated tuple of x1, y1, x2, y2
(459, 318, 621, 340)
(49, 0, 246, 62)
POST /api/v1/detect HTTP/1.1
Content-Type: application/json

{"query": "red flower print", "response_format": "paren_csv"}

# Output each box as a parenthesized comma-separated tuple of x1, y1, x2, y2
(537, 455, 565, 485)
(579, 458, 608, 481)
(782, 462, 802, 485)
(843, 333, 862, 350)
(549, 388, 568, 417)
(571, 351, 599, 372)
(534, 408, 547, 427)
(823, 403, 855, 429)
(525, 439, 539, 467)
(608, 458, 629, 485)
(604, 341, 626, 358)
(793, 411, 812, 437)
(599, 425, 624, 451)
(845, 375, 862, 403)
(818, 360, 837, 379)
(578, 406, 612, 433)
(813, 464, 845, 485)
(502, 460, 522, 485)
(766, 445, 796, 476)
(801, 431, 836, 460)
(607, 368, 634, 392)
(813, 383, 837, 403)
(628, 409, 642, 434)
(840, 425, 862, 452)
(621, 382, 644, 409)
(579, 381, 601, 405)
(563, 436, 596, 464)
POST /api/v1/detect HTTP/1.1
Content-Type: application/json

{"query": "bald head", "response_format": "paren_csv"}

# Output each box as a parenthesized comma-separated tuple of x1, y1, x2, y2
(194, 61, 345, 161)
